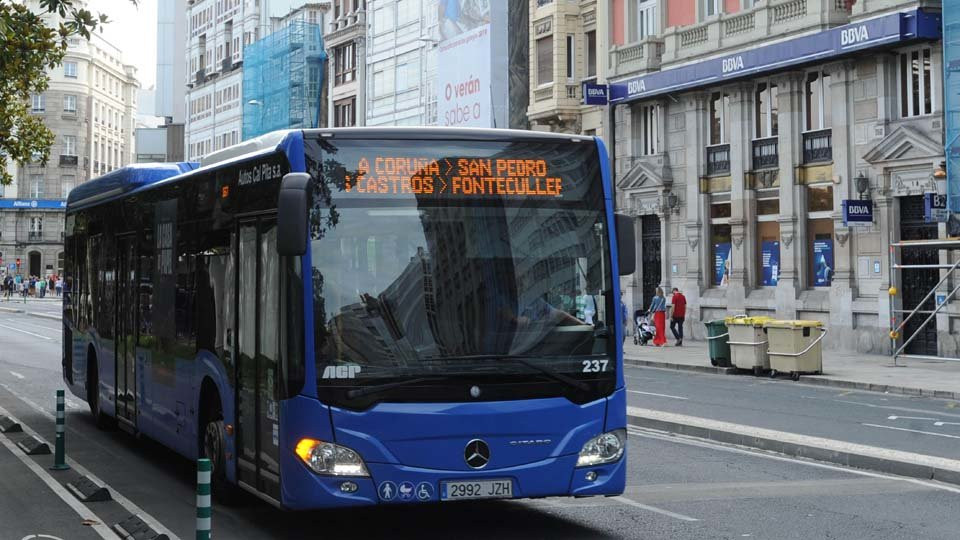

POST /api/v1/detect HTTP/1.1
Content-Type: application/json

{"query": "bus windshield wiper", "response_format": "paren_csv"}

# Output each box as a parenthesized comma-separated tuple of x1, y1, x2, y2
(344, 377, 449, 399)
(427, 355, 591, 393)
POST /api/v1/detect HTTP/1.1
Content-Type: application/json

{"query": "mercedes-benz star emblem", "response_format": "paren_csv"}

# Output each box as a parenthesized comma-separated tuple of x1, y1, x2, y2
(464, 439, 490, 469)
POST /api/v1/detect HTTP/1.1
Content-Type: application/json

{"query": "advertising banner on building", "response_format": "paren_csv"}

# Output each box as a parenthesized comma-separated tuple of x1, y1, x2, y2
(714, 243, 731, 287)
(437, 1, 492, 128)
(944, 8, 960, 212)
(761, 241, 780, 287)
(813, 237, 834, 287)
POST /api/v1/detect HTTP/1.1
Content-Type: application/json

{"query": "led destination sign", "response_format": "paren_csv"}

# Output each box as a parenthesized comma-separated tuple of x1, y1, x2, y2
(342, 156, 564, 198)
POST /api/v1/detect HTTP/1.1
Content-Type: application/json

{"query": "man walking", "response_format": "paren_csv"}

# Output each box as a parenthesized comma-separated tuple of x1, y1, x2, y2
(669, 287, 687, 346)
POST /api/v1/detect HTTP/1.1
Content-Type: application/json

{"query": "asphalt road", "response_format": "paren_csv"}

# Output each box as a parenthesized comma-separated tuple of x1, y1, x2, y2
(0, 310, 958, 539)
(623, 364, 960, 460)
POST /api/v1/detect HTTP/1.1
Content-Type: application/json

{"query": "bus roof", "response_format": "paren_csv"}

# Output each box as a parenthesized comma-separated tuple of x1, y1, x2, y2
(67, 162, 198, 210)
(301, 126, 597, 143)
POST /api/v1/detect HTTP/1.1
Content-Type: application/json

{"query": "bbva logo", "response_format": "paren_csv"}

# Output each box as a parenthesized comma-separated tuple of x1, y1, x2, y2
(847, 204, 871, 214)
(840, 25, 870, 46)
(627, 79, 647, 94)
(586, 87, 607, 97)
(722, 56, 745, 74)
(321, 365, 362, 379)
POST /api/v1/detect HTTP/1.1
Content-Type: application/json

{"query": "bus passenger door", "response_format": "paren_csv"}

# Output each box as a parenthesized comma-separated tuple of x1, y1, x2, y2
(116, 234, 138, 426)
(235, 218, 281, 500)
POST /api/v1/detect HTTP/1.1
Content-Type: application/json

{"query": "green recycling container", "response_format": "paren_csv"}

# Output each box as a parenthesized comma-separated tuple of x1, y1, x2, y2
(705, 319, 731, 367)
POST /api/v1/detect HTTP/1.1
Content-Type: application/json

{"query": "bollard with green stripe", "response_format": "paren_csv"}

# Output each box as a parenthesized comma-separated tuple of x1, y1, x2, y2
(52, 390, 69, 470)
(196, 458, 212, 540)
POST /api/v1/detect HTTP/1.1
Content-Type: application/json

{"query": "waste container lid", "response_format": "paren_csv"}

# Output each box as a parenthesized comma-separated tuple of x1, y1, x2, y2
(724, 315, 775, 326)
(763, 319, 824, 329)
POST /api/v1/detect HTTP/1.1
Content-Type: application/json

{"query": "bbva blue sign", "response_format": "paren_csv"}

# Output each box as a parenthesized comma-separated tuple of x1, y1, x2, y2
(582, 83, 609, 106)
(842, 199, 873, 226)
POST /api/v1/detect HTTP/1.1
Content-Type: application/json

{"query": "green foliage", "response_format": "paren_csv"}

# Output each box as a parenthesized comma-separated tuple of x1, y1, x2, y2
(0, 0, 136, 186)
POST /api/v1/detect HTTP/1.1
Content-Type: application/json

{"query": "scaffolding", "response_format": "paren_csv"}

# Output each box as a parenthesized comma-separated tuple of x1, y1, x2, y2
(888, 238, 960, 364)
(243, 20, 326, 140)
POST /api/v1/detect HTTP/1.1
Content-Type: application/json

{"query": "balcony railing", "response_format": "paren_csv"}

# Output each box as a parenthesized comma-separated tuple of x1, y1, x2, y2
(59, 154, 78, 167)
(28, 232, 43, 241)
(802, 129, 832, 164)
(706, 144, 731, 176)
(752, 137, 779, 170)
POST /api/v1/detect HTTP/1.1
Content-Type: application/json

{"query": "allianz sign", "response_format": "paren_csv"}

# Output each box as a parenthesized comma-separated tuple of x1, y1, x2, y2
(840, 25, 870, 46)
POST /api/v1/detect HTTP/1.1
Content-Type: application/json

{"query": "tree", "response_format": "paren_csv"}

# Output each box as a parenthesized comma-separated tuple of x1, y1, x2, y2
(0, 0, 135, 186)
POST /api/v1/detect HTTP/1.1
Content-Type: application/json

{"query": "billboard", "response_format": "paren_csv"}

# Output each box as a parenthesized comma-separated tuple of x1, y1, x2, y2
(813, 238, 834, 287)
(437, 0, 494, 128)
(944, 9, 960, 211)
(714, 243, 731, 287)
(761, 241, 780, 287)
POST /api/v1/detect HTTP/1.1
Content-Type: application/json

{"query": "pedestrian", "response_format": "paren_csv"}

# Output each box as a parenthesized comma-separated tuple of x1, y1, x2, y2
(670, 287, 687, 347)
(55, 276, 62, 297)
(38, 277, 45, 298)
(21, 279, 28, 303)
(650, 287, 667, 347)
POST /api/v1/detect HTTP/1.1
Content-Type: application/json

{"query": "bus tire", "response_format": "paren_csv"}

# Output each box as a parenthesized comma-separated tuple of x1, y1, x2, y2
(200, 390, 240, 504)
(87, 349, 114, 430)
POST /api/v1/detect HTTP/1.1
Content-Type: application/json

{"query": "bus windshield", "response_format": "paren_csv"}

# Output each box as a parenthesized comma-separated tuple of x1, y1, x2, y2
(304, 137, 615, 408)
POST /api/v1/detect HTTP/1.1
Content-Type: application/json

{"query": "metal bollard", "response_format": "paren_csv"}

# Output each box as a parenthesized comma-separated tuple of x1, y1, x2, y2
(52, 390, 69, 470)
(196, 458, 212, 540)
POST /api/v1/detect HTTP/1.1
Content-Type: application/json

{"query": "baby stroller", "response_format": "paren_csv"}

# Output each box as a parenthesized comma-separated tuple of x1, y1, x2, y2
(633, 310, 656, 346)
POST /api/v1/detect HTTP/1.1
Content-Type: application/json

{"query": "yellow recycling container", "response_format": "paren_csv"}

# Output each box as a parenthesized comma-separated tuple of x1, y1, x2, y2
(764, 320, 826, 380)
(724, 316, 775, 375)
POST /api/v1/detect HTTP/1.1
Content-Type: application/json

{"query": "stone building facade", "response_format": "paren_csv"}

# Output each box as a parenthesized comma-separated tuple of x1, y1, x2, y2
(326, 0, 367, 127)
(610, 0, 949, 355)
(4, 4, 138, 278)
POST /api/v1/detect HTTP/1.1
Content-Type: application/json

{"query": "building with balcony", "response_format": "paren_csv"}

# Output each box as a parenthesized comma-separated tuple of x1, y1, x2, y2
(610, 0, 947, 355)
(4, 2, 139, 278)
(527, 0, 609, 135)
(325, 0, 367, 127)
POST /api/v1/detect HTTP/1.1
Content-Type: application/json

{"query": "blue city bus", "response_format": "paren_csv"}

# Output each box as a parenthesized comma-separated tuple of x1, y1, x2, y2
(62, 128, 635, 509)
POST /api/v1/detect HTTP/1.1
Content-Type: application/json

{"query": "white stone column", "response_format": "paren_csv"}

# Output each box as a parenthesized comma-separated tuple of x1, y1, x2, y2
(726, 84, 753, 310)
(683, 93, 709, 335)
(773, 72, 805, 320)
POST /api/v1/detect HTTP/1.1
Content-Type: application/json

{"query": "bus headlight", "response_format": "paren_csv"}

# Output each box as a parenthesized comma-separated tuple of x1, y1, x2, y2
(576, 429, 626, 467)
(295, 438, 370, 477)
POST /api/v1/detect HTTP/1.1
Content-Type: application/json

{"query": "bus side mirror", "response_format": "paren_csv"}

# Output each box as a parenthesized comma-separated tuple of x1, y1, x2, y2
(615, 213, 636, 276)
(277, 172, 310, 256)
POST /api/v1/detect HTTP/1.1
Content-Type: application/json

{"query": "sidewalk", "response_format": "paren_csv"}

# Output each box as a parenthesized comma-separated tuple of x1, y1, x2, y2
(624, 340, 960, 400)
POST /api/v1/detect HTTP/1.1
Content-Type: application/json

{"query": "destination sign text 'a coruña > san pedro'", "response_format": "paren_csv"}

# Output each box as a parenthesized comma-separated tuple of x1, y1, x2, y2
(343, 156, 564, 198)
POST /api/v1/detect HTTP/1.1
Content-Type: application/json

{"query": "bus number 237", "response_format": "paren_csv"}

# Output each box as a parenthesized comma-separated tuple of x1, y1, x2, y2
(581, 360, 609, 373)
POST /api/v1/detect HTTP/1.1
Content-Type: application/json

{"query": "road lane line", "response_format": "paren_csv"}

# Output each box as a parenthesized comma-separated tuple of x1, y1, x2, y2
(9, 371, 25, 379)
(0, 323, 52, 340)
(0, 419, 113, 538)
(802, 396, 960, 419)
(0, 400, 180, 540)
(861, 423, 960, 440)
(612, 496, 699, 522)
(627, 390, 688, 400)
(626, 426, 960, 495)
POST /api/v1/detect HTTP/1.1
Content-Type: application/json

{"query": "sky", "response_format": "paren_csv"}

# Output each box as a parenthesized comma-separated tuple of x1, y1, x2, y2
(89, 0, 158, 90)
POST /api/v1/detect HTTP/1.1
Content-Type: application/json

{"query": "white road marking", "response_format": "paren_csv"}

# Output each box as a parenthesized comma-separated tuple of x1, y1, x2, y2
(626, 426, 960, 495)
(9, 371, 25, 380)
(612, 496, 699, 522)
(0, 323, 52, 340)
(934, 421, 960, 427)
(862, 423, 960, 440)
(627, 390, 688, 400)
(0, 421, 113, 539)
(805, 397, 960, 420)
(0, 398, 180, 539)
(887, 415, 938, 421)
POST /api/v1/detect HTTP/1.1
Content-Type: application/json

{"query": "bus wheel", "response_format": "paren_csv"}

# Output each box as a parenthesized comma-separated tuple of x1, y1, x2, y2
(87, 351, 114, 430)
(202, 403, 239, 504)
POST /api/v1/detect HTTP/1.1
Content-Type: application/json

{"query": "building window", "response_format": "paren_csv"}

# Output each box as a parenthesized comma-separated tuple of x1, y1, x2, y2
(30, 216, 43, 236)
(31, 94, 45, 113)
(63, 135, 76, 156)
(756, 187, 780, 287)
(333, 42, 356, 85)
(395, 52, 419, 91)
(566, 35, 575, 81)
(373, 4, 394, 33)
(804, 71, 832, 131)
(64, 61, 78, 78)
(30, 175, 44, 198)
(634, 104, 659, 156)
(585, 31, 596, 79)
(755, 82, 778, 138)
(807, 183, 833, 213)
(61, 176, 75, 199)
(632, 0, 658, 41)
(703, 0, 720, 18)
(808, 219, 834, 288)
(710, 193, 732, 287)
(536, 35, 553, 86)
(396, 0, 417, 26)
(63, 94, 77, 113)
(709, 92, 729, 145)
(899, 46, 935, 118)
(756, 188, 780, 216)
(372, 60, 395, 97)
(334, 97, 356, 127)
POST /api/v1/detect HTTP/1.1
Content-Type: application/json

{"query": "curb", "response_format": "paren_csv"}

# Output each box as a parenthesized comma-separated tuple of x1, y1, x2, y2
(0, 306, 24, 314)
(27, 312, 61, 322)
(627, 406, 960, 487)
(624, 356, 960, 401)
